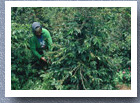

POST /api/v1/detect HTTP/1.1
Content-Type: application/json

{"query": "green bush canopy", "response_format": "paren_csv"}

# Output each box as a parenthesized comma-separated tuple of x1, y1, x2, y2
(11, 7, 131, 90)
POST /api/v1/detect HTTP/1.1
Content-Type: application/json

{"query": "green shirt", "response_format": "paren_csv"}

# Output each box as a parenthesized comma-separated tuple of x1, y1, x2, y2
(30, 28, 52, 59)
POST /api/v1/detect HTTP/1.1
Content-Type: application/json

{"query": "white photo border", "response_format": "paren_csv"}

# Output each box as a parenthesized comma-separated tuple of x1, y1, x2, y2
(5, 1, 137, 97)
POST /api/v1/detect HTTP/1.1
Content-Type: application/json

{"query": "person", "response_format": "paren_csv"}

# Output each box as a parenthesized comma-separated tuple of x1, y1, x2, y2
(30, 22, 52, 70)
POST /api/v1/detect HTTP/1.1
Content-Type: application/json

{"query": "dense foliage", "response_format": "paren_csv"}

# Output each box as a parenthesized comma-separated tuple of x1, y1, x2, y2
(11, 7, 131, 90)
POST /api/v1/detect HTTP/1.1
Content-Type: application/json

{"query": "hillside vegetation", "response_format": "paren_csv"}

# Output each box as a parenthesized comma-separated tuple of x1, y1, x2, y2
(11, 7, 131, 90)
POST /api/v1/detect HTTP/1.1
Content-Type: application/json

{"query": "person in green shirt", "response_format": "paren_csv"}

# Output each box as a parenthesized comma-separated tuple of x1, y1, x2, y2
(30, 22, 52, 69)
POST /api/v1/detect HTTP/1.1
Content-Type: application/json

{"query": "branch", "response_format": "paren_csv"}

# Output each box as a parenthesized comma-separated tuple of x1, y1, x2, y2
(80, 68, 87, 90)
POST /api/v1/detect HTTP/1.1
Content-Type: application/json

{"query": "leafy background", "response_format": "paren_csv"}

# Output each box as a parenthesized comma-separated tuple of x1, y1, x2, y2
(11, 7, 131, 90)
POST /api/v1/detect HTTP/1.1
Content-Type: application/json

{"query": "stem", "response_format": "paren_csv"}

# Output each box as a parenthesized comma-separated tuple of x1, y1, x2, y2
(80, 68, 86, 90)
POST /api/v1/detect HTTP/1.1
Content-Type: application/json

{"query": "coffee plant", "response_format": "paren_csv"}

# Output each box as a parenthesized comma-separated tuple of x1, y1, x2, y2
(11, 7, 131, 90)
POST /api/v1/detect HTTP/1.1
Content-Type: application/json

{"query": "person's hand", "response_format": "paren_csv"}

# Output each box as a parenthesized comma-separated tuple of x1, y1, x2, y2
(40, 57, 47, 62)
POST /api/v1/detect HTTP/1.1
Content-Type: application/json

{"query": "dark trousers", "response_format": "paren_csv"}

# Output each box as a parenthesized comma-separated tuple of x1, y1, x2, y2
(39, 59, 48, 69)
(38, 51, 48, 69)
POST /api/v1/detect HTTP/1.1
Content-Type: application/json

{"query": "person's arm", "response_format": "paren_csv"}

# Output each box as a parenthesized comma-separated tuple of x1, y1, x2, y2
(30, 37, 42, 59)
(43, 28, 53, 51)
